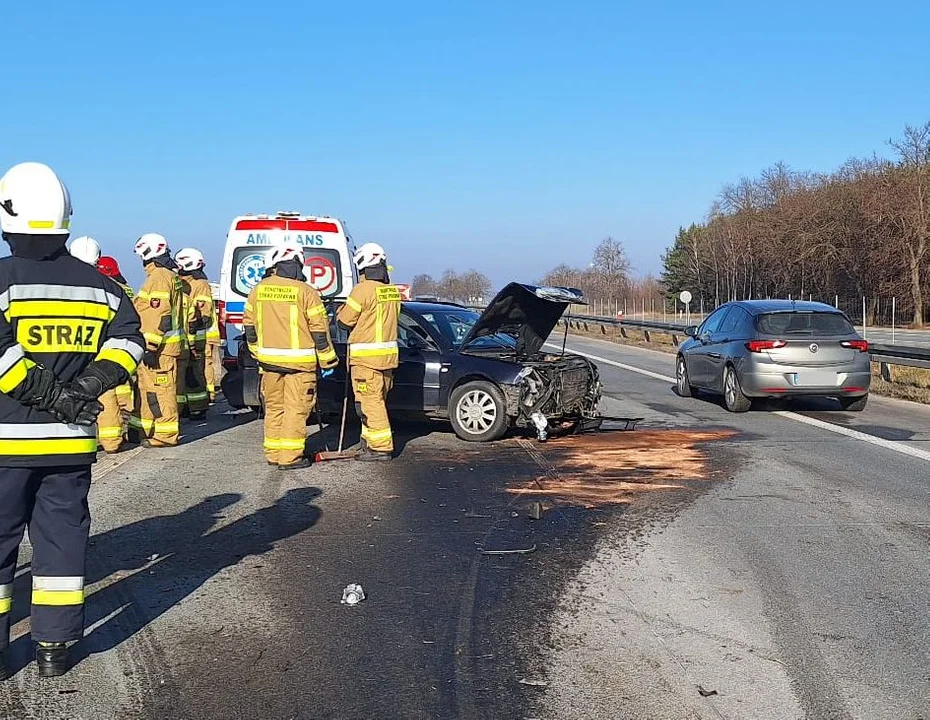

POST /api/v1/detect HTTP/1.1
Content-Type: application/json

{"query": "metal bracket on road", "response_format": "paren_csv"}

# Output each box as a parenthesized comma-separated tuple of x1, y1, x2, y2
(574, 415, 644, 433)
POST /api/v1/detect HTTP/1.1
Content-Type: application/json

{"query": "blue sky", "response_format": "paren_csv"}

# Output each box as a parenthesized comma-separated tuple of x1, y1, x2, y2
(3, 0, 929, 289)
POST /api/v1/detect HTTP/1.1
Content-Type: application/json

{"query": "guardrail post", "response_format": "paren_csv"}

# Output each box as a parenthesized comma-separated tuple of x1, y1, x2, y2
(880, 362, 892, 383)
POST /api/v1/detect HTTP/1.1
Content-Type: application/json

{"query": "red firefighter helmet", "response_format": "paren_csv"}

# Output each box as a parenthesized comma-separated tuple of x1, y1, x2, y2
(97, 255, 122, 278)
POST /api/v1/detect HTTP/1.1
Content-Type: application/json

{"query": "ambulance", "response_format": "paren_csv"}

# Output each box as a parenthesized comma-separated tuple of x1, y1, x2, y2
(218, 211, 357, 348)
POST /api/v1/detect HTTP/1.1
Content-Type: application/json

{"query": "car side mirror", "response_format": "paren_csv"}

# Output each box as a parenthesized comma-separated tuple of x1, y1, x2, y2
(684, 325, 699, 338)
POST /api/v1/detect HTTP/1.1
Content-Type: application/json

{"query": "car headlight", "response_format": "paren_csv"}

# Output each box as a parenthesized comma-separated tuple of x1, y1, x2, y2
(515, 367, 533, 383)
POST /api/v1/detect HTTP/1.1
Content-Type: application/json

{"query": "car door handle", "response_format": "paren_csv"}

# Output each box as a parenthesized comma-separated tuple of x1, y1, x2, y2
(708, 352, 722, 359)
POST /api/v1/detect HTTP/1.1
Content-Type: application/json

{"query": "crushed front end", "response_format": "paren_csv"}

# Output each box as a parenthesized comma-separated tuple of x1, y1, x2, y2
(503, 353, 602, 440)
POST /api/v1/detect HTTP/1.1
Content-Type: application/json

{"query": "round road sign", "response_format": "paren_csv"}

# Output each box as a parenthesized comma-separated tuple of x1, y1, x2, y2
(679, 290, 693, 304)
(304, 255, 338, 295)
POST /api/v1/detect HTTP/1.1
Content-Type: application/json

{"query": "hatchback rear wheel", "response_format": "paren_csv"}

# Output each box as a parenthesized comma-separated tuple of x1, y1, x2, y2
(723, 366, 752, 413)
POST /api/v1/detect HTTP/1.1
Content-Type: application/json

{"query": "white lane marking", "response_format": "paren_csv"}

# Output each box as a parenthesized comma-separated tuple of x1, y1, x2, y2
(544, 342, 675, 383)
(546, 341, 930, 465)
(773, 411, 930, 463)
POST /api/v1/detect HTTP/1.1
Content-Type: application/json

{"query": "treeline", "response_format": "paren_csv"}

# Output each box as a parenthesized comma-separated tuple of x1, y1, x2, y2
(410, 269, 493, 304)
(661, 122, 930, 325)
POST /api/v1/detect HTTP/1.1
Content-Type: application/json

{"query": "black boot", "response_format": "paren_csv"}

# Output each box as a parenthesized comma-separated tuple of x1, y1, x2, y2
(279, 458, 312, 470)
(36, 642, 70, 678)
(356, 447, 392, 462)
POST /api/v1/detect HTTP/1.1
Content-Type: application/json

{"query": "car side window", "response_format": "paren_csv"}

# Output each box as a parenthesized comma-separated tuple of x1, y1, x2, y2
(717, 307, 744, 336)
(699, 307, 729, 336)
(398, 314, 435, 350)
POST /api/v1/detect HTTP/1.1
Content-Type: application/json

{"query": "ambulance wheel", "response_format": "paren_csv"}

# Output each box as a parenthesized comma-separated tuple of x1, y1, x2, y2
(449, 381, 508, 442)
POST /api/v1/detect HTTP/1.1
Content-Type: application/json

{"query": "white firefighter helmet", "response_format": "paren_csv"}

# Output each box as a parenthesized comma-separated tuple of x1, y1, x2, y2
(134, 233, 170, 261)
(0, 162, 73, 236)
(175, 247, 205, 272)
(353, 242, 386, 271)
(267, 242, 303, 267)
(69, 236, 101, 265)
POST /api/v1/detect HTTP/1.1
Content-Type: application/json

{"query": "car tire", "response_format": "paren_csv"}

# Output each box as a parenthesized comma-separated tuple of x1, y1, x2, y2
(449, 381, 509, 442)
(723, 365, 752, 413)
(839, 394, 868, 412)
(676, 356, 697, 398)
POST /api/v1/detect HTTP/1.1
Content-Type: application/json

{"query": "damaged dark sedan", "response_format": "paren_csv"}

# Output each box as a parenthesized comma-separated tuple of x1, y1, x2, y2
(224, 283, 602, 442)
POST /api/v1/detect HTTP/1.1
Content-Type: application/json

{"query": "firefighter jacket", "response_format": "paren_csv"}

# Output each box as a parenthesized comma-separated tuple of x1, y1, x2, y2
(135, 264, 186, 357)
(0, 252, 145, 467)
(337, 279, 401, 371)
(243, 275, 338, 373)
(182, 274, 214, 353)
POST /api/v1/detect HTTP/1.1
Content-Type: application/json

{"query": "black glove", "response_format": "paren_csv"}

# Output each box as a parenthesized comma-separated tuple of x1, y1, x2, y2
(72, 359, 131, 398)
(143, 351, 160, 369)
(47, 385, 104, 426)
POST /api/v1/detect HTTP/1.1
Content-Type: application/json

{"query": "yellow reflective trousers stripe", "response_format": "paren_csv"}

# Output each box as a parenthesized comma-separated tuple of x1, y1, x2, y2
(32, 589, 84, 606)
(0, 438, 97, 455)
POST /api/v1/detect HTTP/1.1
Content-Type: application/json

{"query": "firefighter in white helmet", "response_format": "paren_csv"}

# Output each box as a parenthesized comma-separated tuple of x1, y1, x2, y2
(336, 242, 401, 461)
(68, 236, 101, 266)
(0, 162, 144, 678)
(174, 248, 211, 418)
(128, 233, 187, 447)
(243, 242, 338, 468)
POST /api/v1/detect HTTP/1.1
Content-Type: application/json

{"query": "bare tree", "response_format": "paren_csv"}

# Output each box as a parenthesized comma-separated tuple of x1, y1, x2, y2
(459, 270, 492, 305)
(410, 273, 437, 298)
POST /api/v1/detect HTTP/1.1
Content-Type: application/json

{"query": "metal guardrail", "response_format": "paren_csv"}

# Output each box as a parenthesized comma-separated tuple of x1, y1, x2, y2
(562, 314, 930, 378)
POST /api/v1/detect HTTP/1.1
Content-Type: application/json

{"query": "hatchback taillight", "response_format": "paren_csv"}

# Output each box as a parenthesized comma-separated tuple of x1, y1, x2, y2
(746, 339, 787, 353)
(841, 339, 869, 352)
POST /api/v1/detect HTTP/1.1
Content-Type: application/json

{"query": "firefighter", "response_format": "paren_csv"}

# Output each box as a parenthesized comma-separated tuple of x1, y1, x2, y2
(0, 162, 144, 678)
(129, 233, 186, 447)
(204, 282, 222, 404)
(96, 256, 137, 452)
(243, 242, 338, 469)
(336, 242, 401, 461)
(175, 248, 211, 418)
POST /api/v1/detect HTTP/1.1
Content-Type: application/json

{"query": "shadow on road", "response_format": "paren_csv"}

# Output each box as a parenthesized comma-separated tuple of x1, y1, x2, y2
(6, 487, 322, 675)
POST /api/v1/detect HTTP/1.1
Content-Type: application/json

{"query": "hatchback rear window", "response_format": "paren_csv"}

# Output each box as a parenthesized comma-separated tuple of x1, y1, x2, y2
(756, 312, 853, 336)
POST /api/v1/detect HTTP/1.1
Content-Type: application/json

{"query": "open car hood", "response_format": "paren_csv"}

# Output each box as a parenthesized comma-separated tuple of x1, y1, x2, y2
(459, 283, 586, 357)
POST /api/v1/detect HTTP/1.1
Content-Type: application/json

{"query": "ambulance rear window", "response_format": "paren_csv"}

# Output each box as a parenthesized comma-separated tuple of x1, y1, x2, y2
(231, 247, 343, 298)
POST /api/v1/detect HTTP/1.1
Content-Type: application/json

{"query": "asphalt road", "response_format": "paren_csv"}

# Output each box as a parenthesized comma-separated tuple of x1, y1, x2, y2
(1, 339, 929, 719)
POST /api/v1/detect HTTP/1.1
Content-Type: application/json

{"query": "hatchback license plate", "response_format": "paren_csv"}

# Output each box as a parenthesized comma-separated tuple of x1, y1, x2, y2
(793, 371, 838, 387)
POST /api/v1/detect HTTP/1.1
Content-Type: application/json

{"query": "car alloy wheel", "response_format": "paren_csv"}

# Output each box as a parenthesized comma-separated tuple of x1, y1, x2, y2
(723, 366, 751, 413)
(676, 357, 693, 397)
(456, 389, 498, 435)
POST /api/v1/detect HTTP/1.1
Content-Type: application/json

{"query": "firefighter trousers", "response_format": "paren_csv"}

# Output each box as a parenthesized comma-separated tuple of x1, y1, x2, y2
(130, 354, 180, 447)
(261, 370, 316, 466)
(205, 344, 221, 401)
(97, 383, 134, 453)
(351, 366, 394, 453)
(178, 351, 209, 416)
(0, 466, 92, 649)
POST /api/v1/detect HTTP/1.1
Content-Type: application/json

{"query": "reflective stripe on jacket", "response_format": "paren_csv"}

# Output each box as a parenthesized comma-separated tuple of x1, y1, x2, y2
(336, 280, 400, 370)
(243, 276, 337, 372)
(135, 265, 186, 357)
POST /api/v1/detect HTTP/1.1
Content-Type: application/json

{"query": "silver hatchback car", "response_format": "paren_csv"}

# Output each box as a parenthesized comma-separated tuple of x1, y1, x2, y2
(676, 300, 871, 412)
